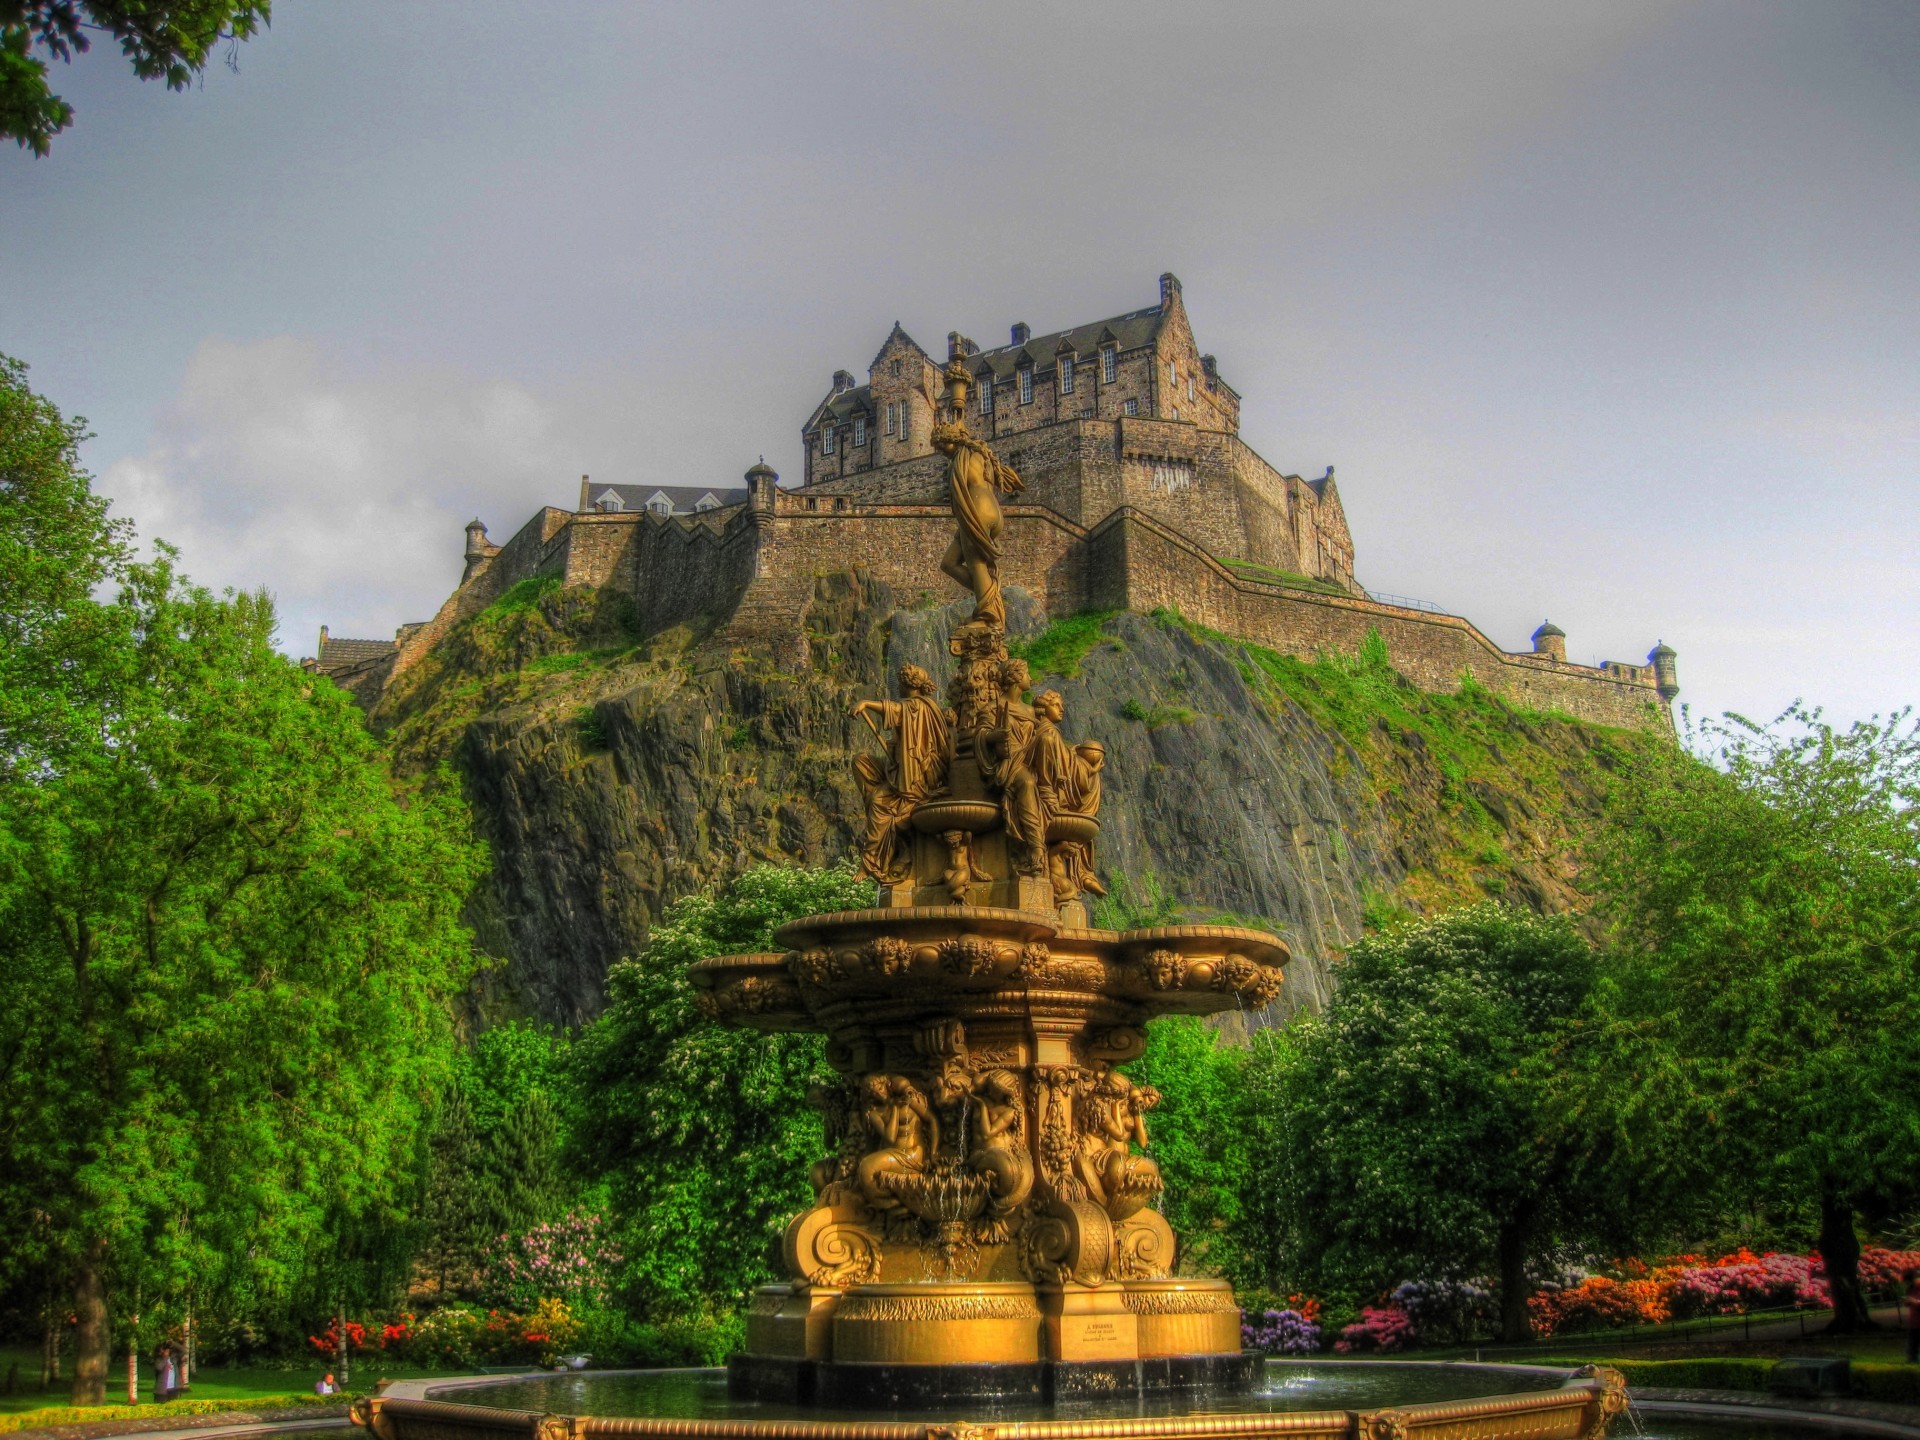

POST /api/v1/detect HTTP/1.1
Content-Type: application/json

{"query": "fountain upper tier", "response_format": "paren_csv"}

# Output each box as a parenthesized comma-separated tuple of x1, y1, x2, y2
(688, 911, 1289, 1036)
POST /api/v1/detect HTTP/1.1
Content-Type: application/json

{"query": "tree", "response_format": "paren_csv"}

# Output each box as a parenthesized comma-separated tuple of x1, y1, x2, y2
(1123, 1016, 1250, 1281)
(2, 1, 270, 155)
(1241, 903, 1600, 1341)
(416, 1089, 487, 1300)
(0, 364, 486, 1401)
(0, 353, 130, 773)
(565, 864, 870, 1319)
(1594, 705, 1920, 1331)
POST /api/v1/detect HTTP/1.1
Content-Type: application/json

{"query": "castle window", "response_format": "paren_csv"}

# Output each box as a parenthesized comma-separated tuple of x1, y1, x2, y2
(1058, 355, 1074, 395)
(1167, 361, 1177, 389)
(1018, 365, 1033, 405)
(980, 376, 993, 415)
(854, 415, 866, 446)
(884, 402, 896, 436)
(823, 426, 836, 455)
(1101, 346, 1117, 383)
(890, 359, 902, 377)
(1123, 398, 1139, 416)
(1186, 375, 1195, 402)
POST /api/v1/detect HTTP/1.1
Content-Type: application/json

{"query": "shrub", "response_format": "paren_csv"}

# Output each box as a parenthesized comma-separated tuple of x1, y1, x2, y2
(1669, 1249, 1827, 1316)
(1242, 1308, 1322, 1355)
(1336, 1305, 1415, 1353)
(1529, 1275, 1671, 1336)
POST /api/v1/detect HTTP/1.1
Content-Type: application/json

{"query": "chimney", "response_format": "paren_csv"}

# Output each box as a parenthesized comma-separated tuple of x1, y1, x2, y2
(578, 474, 590, 510)
(1011, 322, 1030, 346)
(1159, 272, 1183, 310)
(317, 624, 330, 661)
(1201, 354, 1218, 383)
(832, 369, 855, 393)
(947, 332, 979, 361)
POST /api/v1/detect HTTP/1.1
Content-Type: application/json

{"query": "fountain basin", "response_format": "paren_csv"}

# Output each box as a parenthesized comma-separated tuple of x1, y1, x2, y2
(351, 1361, 1630, 1440)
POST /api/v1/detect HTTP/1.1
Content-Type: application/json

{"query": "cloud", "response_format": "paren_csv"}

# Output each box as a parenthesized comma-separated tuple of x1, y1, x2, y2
(100, 338, 561, 656)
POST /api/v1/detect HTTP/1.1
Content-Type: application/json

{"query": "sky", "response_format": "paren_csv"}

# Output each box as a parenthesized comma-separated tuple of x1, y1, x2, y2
(3, 0, 1915, 730)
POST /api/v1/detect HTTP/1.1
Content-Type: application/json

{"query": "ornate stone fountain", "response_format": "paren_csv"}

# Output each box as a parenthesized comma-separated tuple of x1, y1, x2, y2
(351, 363, 1630, 1440)
(690, 362, 1290, 1404)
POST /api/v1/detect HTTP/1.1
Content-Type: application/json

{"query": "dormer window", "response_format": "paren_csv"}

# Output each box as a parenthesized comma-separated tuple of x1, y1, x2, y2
(647, 492, 672, 516)
(1058, 355, 1074, 395)
(979, 376, 993, 415)
(1018, 365, 1033, 405)
(823, 425, 836, 455)
(695, 493, 720, 512)
(854, 415, 867, 446)
(1101, 346, 1117, 383)
(594, 489, 624, 513)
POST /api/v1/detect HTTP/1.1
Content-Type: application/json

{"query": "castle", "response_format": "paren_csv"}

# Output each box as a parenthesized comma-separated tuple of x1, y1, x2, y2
(308, 274, 1678, 730)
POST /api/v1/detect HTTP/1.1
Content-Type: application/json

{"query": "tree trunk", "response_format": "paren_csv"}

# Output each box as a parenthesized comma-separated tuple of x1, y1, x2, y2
(1818, 1192, 1875, 1333)
(182, 1302, 192, 1389)
(1497, 1214, 1534, 1343)
(125, 1314, 138, 1404)
(69, 1247, 107, 1407)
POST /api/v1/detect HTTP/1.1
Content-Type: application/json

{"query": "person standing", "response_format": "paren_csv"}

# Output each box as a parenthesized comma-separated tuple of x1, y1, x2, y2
(154, 1346, 176, 1403)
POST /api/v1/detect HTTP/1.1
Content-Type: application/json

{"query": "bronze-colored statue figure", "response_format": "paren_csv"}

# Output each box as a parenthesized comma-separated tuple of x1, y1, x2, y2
(856, 1074, 936, 1215)
(931, 365, 1024, 631)
(967, 1069, 1034, 1240)
(1028, 690, 1108, 902)
(1076, 1070, 1163, 1220)
(852, 665, 951, 882)
(979, 658, 1046, 877)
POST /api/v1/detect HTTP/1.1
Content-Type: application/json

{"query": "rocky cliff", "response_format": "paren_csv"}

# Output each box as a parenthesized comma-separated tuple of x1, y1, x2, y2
(372, 573, 1657, 1027)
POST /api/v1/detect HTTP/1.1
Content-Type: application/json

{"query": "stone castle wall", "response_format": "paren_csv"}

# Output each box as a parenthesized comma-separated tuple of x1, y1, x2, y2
(392, 487, 1671, 733)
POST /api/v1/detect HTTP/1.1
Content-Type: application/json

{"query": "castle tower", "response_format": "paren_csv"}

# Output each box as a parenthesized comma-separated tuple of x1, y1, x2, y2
(1531, 620, 1567, 663)
(462, 518, 497, 582)
(745, 458, 779, 513)
(1649, 641, 1680, 700)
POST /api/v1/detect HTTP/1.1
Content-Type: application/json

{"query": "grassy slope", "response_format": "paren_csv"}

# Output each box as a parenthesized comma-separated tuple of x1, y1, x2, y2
(1019, 608, 1663, 921)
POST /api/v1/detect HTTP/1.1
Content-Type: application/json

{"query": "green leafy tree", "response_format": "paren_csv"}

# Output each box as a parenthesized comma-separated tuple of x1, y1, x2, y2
(1124, 1016, 1249, 1280)
(566, 863, 870, 1319)
(1241, 903, 1599, 1341)
(0, 363, 486, 1401)
(489, 1089, 567, 1238)
(416, 1088, 488, 1300)
(2, 1, 270, 155)
(1593, 705, 1920, 1331)
(0, 353, 130, 772)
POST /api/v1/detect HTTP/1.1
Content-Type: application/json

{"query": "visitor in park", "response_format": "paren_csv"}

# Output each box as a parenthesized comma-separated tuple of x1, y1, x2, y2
(1905, 1268, 1920, 1364)
(315, 1372, 337, 1396)
(154, 1346, 176, 1402)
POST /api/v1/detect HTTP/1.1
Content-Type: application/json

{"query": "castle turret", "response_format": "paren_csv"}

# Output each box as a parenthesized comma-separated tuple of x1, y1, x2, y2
(1531, 620, 1566, 663)
(463, 518, 497, 582)
(746, 458, 779, 513)
(1649, 641, 1679, 700)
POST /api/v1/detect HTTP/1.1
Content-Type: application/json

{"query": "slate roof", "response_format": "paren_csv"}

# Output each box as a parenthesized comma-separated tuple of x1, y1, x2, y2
(315, 636, 395, 669)
(588, 483, 748, 515)
(966, 305, 1167, 383)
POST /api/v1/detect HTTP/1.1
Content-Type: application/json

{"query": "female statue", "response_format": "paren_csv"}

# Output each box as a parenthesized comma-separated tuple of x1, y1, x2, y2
(966, 1069, 1033, 1238)
(850, 664, 950, 881)
(856, 1074, 936, 1215)
(931, 388, 1023, 631)
(1075, 1069, 1162, 1220)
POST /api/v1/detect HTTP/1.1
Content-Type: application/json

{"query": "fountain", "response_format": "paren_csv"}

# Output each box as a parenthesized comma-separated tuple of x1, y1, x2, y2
(351, 360, 1629, 1440)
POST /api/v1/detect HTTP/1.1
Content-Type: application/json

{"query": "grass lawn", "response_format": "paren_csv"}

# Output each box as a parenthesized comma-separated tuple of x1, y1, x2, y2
(0, 1349, 443, 1423)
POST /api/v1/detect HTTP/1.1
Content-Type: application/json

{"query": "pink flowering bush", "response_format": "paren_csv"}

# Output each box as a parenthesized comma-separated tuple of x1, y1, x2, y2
(1859, 1248, 1920, 1299)
(1669, 1249, 1828, 1316)
(481, 1209, 622, 1309)
(1336, 1305, 1415, 1353)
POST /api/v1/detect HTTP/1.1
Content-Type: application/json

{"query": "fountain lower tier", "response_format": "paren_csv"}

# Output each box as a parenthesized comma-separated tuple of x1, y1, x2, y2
(689, 906, 1289, 1401)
